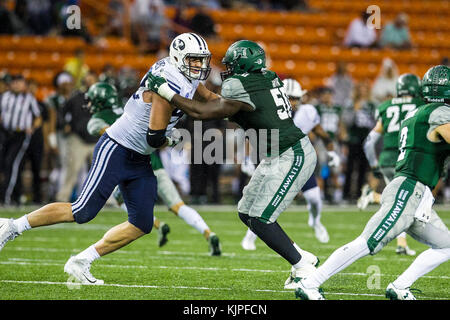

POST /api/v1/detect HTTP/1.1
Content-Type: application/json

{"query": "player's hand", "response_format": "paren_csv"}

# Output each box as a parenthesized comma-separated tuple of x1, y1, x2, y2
(372, 166, 383, 179)
(241, 156, 256, 176)
(166, 128, 182, 147)
(145, 72, 176, 102)
(327, 151, 340, 168)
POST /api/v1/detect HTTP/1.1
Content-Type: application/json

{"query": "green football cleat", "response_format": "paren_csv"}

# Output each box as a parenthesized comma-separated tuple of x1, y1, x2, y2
(385, 283, 419, 300)
(294, 279, 325, 300)
(208, 233, 221, 256)
(157, 223, 170, 247)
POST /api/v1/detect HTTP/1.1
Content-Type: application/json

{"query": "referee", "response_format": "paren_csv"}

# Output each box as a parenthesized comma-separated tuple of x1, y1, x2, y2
(0, 74, 42, 206)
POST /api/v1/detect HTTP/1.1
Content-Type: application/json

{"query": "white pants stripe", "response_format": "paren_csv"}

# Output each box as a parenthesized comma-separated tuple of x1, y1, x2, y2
(72, 140, 117, 214)
(5, 134, 31, 205)
(71, 137, 111, 209)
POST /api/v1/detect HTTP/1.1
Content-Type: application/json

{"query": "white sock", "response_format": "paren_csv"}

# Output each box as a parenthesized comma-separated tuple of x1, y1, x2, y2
(303, 236, 370, 288)
(396, 232, 406, 240)
(393, 248, 450, 289)
(14, 215, 32, 234)
(304, 187, 322, 227)
(178, 205, 209, 235)
(292, 259, 307, 269)
(292, 242, 310, 267)
(76, 245, 101, 264)
(243, 228, 257, 242)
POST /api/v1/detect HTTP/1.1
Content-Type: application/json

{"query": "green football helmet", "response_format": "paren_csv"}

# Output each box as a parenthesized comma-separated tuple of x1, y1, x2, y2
(220, 40, 266, 80)
(421, 65, 450, 103)
(85, 82, 119, 113)
(396, 73, 421, 97)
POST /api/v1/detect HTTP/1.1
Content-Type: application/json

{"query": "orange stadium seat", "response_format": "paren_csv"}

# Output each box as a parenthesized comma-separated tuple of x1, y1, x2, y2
(0, 1, 448, 94)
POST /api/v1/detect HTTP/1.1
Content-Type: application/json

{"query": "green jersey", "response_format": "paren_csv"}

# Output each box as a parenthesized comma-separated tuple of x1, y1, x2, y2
(376, 96, 426, 168)
(87, 107, 164, 170)
(221, 70, 304, 156)
(394, 103, 450, 189)
(315, 103, 342, 140)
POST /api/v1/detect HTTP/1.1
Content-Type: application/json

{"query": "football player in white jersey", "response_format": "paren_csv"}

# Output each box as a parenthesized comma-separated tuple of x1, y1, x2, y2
(0, 33, 221, 284)
(241, 79, 337, 252)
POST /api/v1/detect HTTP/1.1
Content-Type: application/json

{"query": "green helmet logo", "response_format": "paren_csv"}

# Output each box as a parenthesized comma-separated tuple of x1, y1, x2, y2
(220, 40, 266, 80)
(396, 73, 421, 97)
(421, 65, 450, 103)
(86, 82, 119, 113)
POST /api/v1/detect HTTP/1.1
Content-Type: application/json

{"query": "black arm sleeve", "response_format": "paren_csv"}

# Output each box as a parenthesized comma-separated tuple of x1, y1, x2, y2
(146, 128, 167, 148)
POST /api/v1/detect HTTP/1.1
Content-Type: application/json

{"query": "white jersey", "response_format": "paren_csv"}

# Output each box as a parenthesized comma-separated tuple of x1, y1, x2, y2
(292, 104, 321, 134)
(107, 57, 200, 155)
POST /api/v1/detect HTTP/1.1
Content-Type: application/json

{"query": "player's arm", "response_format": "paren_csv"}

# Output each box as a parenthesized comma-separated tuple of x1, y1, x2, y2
(193, 82, 220, 102)
(312, 124, 333, 151)
(172, 94, 250, 120)
(46, 105, 58, 150)
(143, 91, 175, 149)
(146, 72, 253, 120)
(363, 120, 383, 168)
(87, 118, 109, 137)
(313, 124, 341, 167)
(433, 122, 450, 144)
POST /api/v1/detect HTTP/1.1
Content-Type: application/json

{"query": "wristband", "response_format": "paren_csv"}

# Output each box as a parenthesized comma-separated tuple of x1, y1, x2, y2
(158, 83, 176, 102)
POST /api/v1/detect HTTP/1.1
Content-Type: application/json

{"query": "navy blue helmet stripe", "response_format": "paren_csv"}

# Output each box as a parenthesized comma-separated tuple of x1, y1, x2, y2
(198, 34, 207, 49)
(190, 33, 203, 50)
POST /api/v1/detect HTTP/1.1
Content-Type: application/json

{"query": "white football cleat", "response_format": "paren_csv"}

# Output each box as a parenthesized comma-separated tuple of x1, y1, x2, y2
(64, 256, 104, 285)
(395, 245, 416, 256)
(0, 218, 20, 252)
(294, 279, 325, 300)
(241, 238, 256, 251)
(284, 264, 317, 289)
(313, 223, 330, 243)
(385, 283, 417, 300)
(357, 184, 373, 210)
(293, 243, 320, 267)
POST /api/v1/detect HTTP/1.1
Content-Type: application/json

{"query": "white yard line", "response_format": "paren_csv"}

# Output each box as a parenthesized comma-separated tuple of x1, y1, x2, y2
(2, 258, 449, 280)
(0, 279, 446, 300)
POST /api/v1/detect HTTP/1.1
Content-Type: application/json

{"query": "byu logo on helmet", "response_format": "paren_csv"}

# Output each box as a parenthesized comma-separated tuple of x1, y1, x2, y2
(172, 39, 185, 51)
(169, 33, 211, 81)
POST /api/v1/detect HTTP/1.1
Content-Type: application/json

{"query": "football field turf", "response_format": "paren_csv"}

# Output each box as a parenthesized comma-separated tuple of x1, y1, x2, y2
(0, 205, 448, 300)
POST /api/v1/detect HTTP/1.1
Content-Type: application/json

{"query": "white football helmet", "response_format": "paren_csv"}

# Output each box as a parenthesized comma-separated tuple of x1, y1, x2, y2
(169, 33, 211, 81)
(283, 78, 308, 99)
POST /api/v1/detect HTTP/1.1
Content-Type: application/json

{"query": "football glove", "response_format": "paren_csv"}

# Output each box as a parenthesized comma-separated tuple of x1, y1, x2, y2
(327, 151, 340, 168)
(371, 166, 384, 180)
(145, 72, 176, 102)
(166, 128, 182, 147)
(241, 156, 256, 176)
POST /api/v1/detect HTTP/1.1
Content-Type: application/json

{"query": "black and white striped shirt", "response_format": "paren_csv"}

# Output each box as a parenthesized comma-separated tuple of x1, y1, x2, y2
(0, 91, 41, 132)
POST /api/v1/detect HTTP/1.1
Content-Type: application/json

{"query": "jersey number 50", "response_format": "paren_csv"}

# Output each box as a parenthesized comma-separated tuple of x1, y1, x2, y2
(271, 87, 292, 120)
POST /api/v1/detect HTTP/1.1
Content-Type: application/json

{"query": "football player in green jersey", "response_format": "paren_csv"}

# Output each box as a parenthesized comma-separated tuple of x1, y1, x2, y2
(84, 82, 221, 255)
(359, 73, 425, 256)
(294, 65, 450, 300)
(314, 87, 346, 203)
(146, 39, 321, 287)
